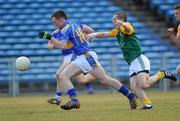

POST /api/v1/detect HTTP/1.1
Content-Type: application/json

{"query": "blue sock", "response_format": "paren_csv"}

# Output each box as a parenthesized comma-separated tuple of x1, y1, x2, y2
(119, 85, 129, 95)
(127, 92, 134, 100)
(118, 85, 134, 100)
(56, 92, 62, 96)
(54, 92, 62, 101)
(85, 83, 94, 94)
(71, 98, 79, 102)
(67, 89, 79, 102)
(85, 83, 93, 89)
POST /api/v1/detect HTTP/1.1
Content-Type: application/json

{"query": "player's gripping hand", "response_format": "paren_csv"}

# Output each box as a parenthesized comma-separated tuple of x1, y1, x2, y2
(166, 28, 174, 37)
(39, 32, 52, 40)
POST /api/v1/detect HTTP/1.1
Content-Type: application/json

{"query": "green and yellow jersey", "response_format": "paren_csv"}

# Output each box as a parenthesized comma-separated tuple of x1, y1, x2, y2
(110, 22, 144, 64)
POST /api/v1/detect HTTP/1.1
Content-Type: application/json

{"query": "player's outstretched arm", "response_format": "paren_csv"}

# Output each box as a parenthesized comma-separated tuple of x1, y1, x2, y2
(39, 32, 67, 50)
(86, 31, 112, 40)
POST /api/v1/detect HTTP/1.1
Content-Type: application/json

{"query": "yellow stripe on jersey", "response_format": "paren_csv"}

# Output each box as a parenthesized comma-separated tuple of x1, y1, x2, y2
(66, 41, 73, 49)
(109, 28, 119, 37)
(120, 22, 134, 35)
(65, 24, 70, 30)
(177, 24, 180, 34)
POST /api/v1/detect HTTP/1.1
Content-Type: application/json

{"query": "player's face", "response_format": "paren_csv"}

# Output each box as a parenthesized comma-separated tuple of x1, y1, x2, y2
(52, 17, 64, 29)
(112, 15, 119, 26)
(175, 9, 180, 21)
(112, 15, 122, 28)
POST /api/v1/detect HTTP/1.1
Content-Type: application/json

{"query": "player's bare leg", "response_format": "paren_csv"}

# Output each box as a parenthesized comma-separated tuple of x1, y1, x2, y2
(90, 65, 137, 110)
(130, 70, 177, 110)
(59, 62, 137, 110)
(138, 69, 177, 88)
(130, 73, 153, 110)
(59, 63, 83, 110)
(48, 62, 69, 105)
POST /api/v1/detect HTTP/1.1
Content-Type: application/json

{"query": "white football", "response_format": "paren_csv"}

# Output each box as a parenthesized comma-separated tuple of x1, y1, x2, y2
(15, 56, 31, 71)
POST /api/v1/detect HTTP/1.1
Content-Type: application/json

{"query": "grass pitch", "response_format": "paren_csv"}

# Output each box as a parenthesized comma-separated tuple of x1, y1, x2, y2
(0, 91, 180, 121)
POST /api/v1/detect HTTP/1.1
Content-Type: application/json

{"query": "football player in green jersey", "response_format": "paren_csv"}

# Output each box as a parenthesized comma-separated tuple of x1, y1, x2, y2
(86, 11, 177, 110)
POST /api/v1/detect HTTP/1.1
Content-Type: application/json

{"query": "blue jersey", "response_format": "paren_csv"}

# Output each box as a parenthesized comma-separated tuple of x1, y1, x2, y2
(60, 20, 91, 55)
(52, 30, 73, 55)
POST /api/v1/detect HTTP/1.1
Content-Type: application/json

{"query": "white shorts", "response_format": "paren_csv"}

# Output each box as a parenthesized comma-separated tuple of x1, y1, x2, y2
(63, 53, 75, 63)
(129, 54, 150, 77)
(72, 51, 100, 73)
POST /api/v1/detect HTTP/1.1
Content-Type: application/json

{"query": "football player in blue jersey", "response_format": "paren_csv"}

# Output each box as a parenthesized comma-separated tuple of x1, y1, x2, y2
(46, 19, 95, 105)
(39, 10, 137, 110)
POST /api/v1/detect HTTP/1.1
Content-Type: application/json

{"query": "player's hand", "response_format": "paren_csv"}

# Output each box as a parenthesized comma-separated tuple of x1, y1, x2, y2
(39, 32, 52, 40)
(115, 20, 123, 29)
(166, 28, 174, 37)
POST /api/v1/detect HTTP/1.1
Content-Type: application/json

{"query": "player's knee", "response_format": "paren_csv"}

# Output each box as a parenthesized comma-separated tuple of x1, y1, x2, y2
(57, 72, 69, 83)
(56, 72, 59, 79)
(56, 73, 62, 81)
(56, 70, 62, 80)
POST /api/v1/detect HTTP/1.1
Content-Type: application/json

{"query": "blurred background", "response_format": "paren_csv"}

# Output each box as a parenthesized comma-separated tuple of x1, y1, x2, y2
(0, 0, 179, 96)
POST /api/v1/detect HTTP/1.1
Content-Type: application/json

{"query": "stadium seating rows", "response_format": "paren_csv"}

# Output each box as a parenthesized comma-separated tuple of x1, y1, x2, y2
(0, 0, 179, 84)
(148, 0, 179, 23)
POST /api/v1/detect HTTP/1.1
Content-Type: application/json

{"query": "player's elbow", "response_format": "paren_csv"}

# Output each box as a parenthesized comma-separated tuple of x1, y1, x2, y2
(48, 44, 54, 50)
(82, 25, 94, 34)
(88, 28, 94, 33)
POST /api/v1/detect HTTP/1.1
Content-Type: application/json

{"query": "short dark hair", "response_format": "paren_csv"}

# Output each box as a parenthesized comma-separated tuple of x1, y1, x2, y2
(51, 10, 68, 20)
(175, 4, 180, 10)
(114, 12, 127, 22)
